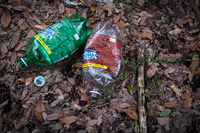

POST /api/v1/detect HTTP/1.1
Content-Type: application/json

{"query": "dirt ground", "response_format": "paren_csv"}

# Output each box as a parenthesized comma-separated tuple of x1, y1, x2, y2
(0, 0, 200, 133)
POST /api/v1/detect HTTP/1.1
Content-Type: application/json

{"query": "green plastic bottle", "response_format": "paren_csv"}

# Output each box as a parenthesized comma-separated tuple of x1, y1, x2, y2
(18, 14, 92, 68)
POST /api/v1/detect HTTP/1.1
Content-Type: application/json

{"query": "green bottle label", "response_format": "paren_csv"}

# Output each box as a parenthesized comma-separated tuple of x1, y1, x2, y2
(33, 19, 81, 63)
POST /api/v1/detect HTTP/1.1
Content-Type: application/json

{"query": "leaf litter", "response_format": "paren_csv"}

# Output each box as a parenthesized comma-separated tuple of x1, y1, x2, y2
(0, 0, 200, 132)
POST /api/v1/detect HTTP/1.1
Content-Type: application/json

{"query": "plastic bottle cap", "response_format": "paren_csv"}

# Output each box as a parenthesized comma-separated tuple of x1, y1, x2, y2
(34, 76, 45, 87)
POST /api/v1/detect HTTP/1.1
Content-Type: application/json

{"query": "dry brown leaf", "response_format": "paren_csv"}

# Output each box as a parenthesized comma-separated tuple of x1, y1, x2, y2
(0, 43, 8, 54)
(11, 51, 17, 65)
(86, 119, 98, 127)
(35, 24, 49, 30)
(147, 66, 158, 78)
(13, 6, 26, 11)
(1, 8, 11, 28)
(91, 2, 96, 13)
(25, 77, 33, 86)
(116, 20, 127, 28)
(35, 99, 45, 113)
(190, 41, 199, 51)
(170, 82, 182, 96)
(123, 109, 138, 120)
(190, 53, 200, 74)
(35, 110, 44, 122)
(23, 9, 32, 19)
(59, 3, 65, 14)
(59, 116, 78, 124)
(51, 99, 60, 107)
(169, 28, 182, 35)
(153, 104, 165, 111)
(29, 86, 40, 94)
(56, 0, 60, 6)
(0, 107, 4, 116)
(141, 27, 154, 40)
(0, 100, 8, 109)
(8, 36, 19, 50)
(26, 29, 35, 40)
(47, 113, 62, 121)
(157, 117, 171, 126)
(138, 0, 145, 6)
(164, 102, 178, 109)
(10, 0, 21, 6)
(80, 0, 88, 6)
(25, 107, 32, 119)
(182, 91, 192, 100)
(73, 62, 83, 68)
(163, 54, 180, 62)
(184, 98, 193, 109)
(113, 14, 120, 23)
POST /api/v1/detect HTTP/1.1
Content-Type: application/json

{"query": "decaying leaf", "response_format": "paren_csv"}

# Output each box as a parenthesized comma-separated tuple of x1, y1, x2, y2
(0, 43, 8, 55)
(59, 3, 65, 14)
(35, 24, 49, 30)
(169, 28, 182, 35)
(182, 91, 192, 100)
(23, 9, 32, 19)
(25, 107, 32, 119)
(147, 66, 158, 78)
(21, 88, 29, 100)
(157, 117, 171, 125)
(86, 119, 98, 127)
(73, 62, 83, 68)
(35, 99, 45, 113)
(164, 102, 178, 109)
(47, 113, 62, 121)
(8, 36, 19, 50)
(123, 109, 138, 120)
(11, 51, 17, 64)
(163, 54, 180, 62)
(26, 29, 35, 40)
(25, 77, 33, 86)
(1, 8, 11, 28)
(35, 110, 44, 122)
(141, 27, 154, 40)
(190, 53, 200, 74)
(183, 98, 193, 109)
(0, 100, 9, 109)
(91, 1, 96, 13)
(0, 107, 4, 116)
(51, 99, 60, 107)
(80, 0, 88, 6)
(138, 0, 145, 6)
(170, 83, 182, 96)
(59, 116, 78, 124)
(29, 86, 40, 94)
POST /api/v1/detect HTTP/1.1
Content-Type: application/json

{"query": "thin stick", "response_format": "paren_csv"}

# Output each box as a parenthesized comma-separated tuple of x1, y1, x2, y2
(138, 44, 147, 133)
(59, 97, 71, 110)
(93, 103, 109, 108)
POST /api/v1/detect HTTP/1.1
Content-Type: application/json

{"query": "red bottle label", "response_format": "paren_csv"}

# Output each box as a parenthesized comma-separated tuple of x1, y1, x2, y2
(83, 33, 122, 77)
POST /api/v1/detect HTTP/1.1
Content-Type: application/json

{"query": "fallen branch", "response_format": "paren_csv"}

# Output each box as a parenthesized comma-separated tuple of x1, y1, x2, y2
(138, 44, 147, 133)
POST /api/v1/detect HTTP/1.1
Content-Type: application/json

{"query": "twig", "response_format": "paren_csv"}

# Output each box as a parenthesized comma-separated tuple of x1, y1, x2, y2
(93, 103, 109, 108)
(138, 44, 147, 133)
(59, 96, 71, 110)
(25, 19, 38, 33)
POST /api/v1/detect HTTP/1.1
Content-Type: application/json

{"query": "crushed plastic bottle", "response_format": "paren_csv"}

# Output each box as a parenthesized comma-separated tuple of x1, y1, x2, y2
(82, 21, 122, 99)
(18, 14, 92, 68)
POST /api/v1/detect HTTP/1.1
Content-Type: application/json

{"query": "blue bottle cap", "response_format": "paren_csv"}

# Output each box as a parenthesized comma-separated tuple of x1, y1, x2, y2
(34, 76, 45, 87)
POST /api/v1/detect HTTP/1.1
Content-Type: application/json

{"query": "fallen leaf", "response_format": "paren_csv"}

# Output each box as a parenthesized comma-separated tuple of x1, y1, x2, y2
(183, 98, 193, 109)
(147, 66, 158, 78)
(11, 51, 17, 65)
(25, 107, 32, 119)
(35, 110, 44, 122)
(80, 0, 88, 6)
(164, 102, 178, 109)
(190, 52, 200, 74)
(164, 67, 175, 75)
(35, 24, 49, 30)
(47, 113, 62, 120)
(184, 35, 195, 41)
(10, 0, 21, 6)
(163, 54, 180, 62)
(1, 8, 11, 28)
(91, 2, 96, 13)
(73, 62, 83, 68)
(51, 99, 60, 107)
(8, 36, 19, 50)
(0, 100, 9, 109)
(153, 104, 165, 111)
(170, 83, 182, 96)
(0, 43, 8, 55)
(35, 99, 45, 113)
(86, 119, 98, 127)
(159, 109, 171, 117)
(157, 117, 171, 125)
(116, 20, 127, 28)
(25, 77, 33, 86)
(29, 86, 40, 94)
(123, 109, 138, 120)
(169, 28, 182, 35)
(182, 91, 192, 100)
(0, 107, 4, 116)
(26, 29, 35, 40)
(118, 102, 131, 109)
(23, 9, 32, 19)
(59, 116, 78, 124)
(97, 114, 102, 126)
(138, 0, 145, 6)
(59, 3, 65, 14)
(141, 27, 154, 40)
(21, 88, 29, 100)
